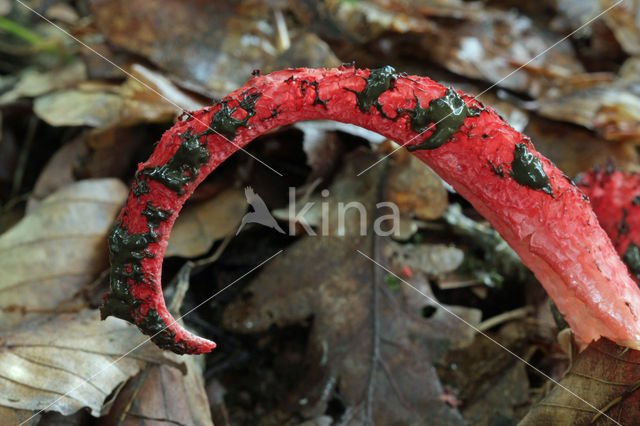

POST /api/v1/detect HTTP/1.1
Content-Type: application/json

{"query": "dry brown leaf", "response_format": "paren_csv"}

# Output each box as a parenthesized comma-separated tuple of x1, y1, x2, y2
(0, 309, 183, 418)
(319, 0, 583, 96)
(27, 136, 89, 212)
(386, 241, 464, 277)
(601, 0, 640, 56)
(521, 338, 640, 425)
(524, 115, 640, 176)
(0, 179, 127, 327)
(166, 188, 246, 258)
(384, 153, 448, 221)
(536, 59, 640, 144)
(33, 64, 203, 129)
(0, 61, 87, 105)
(99, 357, 213, 426)
(90, 0, 341, 97)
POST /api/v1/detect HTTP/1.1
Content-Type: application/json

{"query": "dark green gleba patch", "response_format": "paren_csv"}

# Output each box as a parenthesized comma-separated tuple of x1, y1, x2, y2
(510, 143, 554, 196)
(134, 129, 211, 196)
(404, 88, 482, 151)
(624, 243, 640, 280)
(348, 65, 398, 113)
(101, 202, 171, 323)
(204, 91, 261, 139)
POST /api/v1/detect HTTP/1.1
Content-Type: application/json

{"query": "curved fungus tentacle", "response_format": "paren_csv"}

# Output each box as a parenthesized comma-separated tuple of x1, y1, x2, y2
(100, 66, 640, 355)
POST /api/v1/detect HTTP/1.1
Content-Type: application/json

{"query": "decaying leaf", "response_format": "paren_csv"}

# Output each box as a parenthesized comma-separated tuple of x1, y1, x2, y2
(384, 152, 448, 221)
(386, 241, 464, 277)
(0, 179, 127, 328)
(98, 357, 213, 426)
(317, 0, 583, 96)
(90, 0, 341, 97)
(601, 0, 640, 56)
(224, 235, 478, 424)
(0, 60, 87, 105)
(166, 188, 246, 258)
(521, 338, 640, 425)
(223, 151, 480, 424)
(0, 309, 183, 418)
(33, 64, 203, 129)
(439, 322, 534, 425)
(536, 58, 640, 144)
(524, 115, 640, 176)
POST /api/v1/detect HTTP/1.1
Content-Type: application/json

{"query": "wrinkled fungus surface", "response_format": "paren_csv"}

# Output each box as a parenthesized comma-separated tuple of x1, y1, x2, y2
(101, 66, 640, 354)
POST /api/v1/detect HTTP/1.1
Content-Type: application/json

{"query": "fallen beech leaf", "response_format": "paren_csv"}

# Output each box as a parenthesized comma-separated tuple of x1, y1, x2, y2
(0, 179, 127, 327)
(166, 188, 246, 258)
(520, 338, 640, 425)
(99, 357, 212, 426)
(34, 88, 123, 128)
(0, 310, 182, 417)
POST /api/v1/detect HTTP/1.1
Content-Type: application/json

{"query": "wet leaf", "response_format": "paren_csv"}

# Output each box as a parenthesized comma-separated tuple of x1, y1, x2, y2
(224, 235, 477, 424)
(0, 309, 183, 417)
(0, 179, 127, 328)
(166, 188, 246, 258)
(521, 338, 640, 425)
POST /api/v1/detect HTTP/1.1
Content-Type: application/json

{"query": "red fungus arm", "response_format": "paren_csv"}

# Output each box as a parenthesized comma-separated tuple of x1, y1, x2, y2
(101, 66, 640, 354)
(578, 167, 640, 282)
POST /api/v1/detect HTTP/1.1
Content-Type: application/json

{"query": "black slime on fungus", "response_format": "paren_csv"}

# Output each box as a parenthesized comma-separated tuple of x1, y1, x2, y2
(510, 143, 554, 196)
(347, 65, 398, 113)
(202, 91, 261, 139)
(134, 129, 211, 196)
(624, 243, 640, 281)
(403, 88, 482, 151)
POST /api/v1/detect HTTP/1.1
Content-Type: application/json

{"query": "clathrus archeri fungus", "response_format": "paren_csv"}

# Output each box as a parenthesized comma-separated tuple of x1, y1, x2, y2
(578, 166, 640, 283)
(100, 66, 640, 355)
